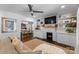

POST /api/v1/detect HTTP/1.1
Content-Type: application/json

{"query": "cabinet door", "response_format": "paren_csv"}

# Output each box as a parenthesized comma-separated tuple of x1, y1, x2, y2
(53, 33, 57, 41)
(33, 30, 43, 38)
(57, 33, 64, 43)
(62, 34, 70, 45)
(57, 33, 76, 47)
(67, 34, 76, 47)
(38, 31, 43, 38)
(33, 31, 38, 37)
(43, 32, 46, 39)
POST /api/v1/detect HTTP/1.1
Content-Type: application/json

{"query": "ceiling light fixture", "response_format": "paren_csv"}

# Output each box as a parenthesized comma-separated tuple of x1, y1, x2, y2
(61, 5, 65, 8)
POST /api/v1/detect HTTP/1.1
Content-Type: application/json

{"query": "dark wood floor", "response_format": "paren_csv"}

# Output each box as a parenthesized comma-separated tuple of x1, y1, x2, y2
(22, 37, 74, 54)
(33, 37, 74, 50)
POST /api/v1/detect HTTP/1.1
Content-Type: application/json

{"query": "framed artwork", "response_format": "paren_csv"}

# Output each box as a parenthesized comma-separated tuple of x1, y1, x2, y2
(1, 17, 16, 33)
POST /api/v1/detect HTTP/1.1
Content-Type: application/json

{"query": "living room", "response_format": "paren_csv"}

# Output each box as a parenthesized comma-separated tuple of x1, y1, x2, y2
(0, 4, 78, 54)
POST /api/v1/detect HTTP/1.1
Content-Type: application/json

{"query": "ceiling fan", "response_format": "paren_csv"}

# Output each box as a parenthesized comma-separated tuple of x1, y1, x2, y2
(28, 4, 44, 16)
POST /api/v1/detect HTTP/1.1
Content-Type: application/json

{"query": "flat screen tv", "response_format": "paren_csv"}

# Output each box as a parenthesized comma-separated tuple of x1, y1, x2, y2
(45, 16, 56, 24)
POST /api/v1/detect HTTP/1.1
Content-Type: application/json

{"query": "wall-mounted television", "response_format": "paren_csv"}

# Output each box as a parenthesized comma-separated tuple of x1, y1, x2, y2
(45, 16, 56, 24)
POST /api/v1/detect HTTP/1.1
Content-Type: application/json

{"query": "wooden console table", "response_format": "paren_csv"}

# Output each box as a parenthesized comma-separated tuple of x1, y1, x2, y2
(21, 32, 32, 42)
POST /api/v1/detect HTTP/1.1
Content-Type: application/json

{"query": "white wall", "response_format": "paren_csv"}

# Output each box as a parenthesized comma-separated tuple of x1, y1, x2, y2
(0, 10, 36, 39)
(75, 7, 79, 54)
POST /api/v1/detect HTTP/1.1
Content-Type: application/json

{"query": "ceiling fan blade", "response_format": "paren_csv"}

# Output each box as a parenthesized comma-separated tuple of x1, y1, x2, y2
(33, 10, 44, 13)
(28, 4, 33, 11)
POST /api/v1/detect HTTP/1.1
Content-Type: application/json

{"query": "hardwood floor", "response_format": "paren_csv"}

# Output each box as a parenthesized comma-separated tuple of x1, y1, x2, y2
(33, 38, 74, 54)
(23, 37, 74, 54)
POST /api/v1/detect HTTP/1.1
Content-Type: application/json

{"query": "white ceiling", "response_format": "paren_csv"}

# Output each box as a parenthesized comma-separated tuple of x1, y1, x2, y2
(0, 4, 78, 18)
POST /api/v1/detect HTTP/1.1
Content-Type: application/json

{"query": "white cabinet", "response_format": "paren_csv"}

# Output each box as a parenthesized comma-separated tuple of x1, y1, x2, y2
(33, 30, 43, 38)
(33, 29, 76, 47)
(57, 33, 76, 47)
(33, 30, 48, 39)
(33, 29, 56, 41)
(53, 32, 57, 41)
(43, 32, 46, 39)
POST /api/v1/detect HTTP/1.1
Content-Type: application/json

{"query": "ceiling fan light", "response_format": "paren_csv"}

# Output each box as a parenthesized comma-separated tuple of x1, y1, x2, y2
(61, 5, 65, 8)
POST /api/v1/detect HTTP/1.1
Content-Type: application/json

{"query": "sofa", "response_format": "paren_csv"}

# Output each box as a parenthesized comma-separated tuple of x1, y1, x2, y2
(0, 36, 66, 54)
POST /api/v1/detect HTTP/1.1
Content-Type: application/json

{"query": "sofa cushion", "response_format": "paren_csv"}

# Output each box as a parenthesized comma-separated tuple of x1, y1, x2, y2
(0, 38, 17, 54)
(9, 36, 32, 53)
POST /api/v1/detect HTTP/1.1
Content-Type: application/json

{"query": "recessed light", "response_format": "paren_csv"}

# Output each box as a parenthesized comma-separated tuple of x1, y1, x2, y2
(61, 5, 65, 8)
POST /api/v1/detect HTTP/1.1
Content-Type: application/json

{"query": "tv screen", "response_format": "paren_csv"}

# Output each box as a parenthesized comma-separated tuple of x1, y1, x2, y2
(45, 16, 56, 24)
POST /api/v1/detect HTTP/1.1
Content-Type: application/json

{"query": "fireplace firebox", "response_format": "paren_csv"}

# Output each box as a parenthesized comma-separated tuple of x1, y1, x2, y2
(47, 32, 53, 43)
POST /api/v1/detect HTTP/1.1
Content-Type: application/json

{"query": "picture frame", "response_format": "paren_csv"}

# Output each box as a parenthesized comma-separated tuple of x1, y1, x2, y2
(1, 17, 16, 33)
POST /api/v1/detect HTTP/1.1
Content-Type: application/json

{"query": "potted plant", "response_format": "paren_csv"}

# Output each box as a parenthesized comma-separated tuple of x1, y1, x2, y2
(65, 22, 76, 33)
